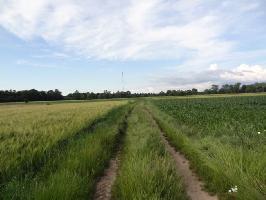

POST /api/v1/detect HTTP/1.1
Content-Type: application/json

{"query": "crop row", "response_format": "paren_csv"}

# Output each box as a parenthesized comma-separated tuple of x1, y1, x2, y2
(150, 95, 266, 199)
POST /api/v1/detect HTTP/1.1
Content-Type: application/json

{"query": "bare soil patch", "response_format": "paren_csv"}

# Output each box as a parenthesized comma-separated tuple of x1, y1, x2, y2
(93, 150, 121, 200)
(159, 133, 218, 200)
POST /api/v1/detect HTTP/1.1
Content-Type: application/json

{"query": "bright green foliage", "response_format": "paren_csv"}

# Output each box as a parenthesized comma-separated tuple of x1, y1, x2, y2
(113, 104, 188, 200)
(150, 95, 266, 199)
(0, 101, 127, 199)
(29, 104, 130, 200)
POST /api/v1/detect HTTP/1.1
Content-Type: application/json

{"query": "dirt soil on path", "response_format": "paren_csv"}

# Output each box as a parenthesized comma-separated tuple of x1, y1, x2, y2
(159, 129, 218, 200)
(93, 150, 121, 200)
(146, 107, 218, 200)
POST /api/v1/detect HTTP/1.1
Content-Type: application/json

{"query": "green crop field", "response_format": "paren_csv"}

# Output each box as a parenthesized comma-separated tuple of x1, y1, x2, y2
(1, 1, 266, 199)
(0, 94, 265, 200)
(0, 100, 128, 199)
(148, 95, 266, 199)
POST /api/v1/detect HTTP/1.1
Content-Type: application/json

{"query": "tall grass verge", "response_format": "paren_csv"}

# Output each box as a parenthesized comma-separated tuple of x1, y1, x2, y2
(112, 104, 187, 200)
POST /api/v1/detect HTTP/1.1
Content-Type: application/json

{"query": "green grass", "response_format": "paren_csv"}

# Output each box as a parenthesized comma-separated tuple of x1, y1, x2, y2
(0, 101, 127, 199)
(148, 95, 266, 199)
(2, 94, 264, 199)
(1, 103, 132, 199)
(112, 104, 187, 200)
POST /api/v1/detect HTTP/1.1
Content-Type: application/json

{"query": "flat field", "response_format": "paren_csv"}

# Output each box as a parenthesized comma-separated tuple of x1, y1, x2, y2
(0, 94, 265, 200)
(149, 95, 266, 199)
(0, 100, 127, 198)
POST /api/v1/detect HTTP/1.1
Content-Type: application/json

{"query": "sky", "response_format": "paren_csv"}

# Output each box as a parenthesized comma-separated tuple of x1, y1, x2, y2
(0, 0, 266, 94)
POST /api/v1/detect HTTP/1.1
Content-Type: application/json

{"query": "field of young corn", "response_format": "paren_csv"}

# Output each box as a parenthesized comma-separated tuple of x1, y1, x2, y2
(150, 95, 266, 199)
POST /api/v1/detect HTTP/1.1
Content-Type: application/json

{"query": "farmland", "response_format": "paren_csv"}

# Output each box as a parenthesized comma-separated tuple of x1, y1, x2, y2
(0, 100, 128, 199)
(0, 94, 265, 200)
(148, 95, 266, 199)
(113, 104, 187, 200)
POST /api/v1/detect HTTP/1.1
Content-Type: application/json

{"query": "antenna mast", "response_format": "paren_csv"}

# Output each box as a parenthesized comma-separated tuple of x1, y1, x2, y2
(121, 72, 125, 91)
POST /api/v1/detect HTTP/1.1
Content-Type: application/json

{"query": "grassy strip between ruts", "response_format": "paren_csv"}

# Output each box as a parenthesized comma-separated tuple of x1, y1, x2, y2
(2, 103, 132, 200)
(112, 104, 188, 200)
(146, 101, 265, 200)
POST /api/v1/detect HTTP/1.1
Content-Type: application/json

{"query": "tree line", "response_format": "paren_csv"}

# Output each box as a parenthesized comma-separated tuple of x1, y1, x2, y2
(203, 82, 266, 94)
(0, 82, 265, 102)
(0, 89, 63, 102)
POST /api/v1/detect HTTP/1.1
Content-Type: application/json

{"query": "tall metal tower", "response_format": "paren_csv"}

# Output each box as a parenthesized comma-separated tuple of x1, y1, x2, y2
(121, 72, 125, 91)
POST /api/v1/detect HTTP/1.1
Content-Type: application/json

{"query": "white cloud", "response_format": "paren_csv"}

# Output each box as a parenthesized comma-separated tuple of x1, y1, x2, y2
(209, 63, 218, 71)
(32, 52, 69, 59)
(1, 0, 261, 61)
(131, 81, 213, 93)
(146, 64, 266, 92)
(1, 0, 266, 94)
(220, 64, 266, 82)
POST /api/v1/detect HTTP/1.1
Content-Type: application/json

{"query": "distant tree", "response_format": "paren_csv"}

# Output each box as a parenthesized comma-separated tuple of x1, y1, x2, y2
(246, 85, 256, 93)
(166, 90, 172, 96)
(233, 83, 241, 93)
(73, 90, 82, 100)
(220, 84, 231, 93)
(211, 85, 219, 93)
(54, 89, 63, 100)
(191, 88, 198, 94)
(240, 84, 247, 93)
(159, 91, 165, 96)
(1, 82, 265, 103)
(0, 89, 63, 102)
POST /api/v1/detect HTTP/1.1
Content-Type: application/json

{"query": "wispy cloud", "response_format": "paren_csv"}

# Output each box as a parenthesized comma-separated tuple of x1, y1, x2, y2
(31, 52, 69, 59)
(0, 0, 264, 62)
(16, 59, 70, 69)
(0, 0, 266, 93)
(219, 64, 266, 82)
(145, 64, 266, 92)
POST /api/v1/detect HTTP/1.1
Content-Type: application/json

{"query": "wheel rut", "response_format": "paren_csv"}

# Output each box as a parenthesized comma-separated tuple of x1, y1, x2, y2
(93, 107, 132, 200)
(148, 109, 218, 200)
(93, 149, 121, 200)
(159, 133, 218, 200)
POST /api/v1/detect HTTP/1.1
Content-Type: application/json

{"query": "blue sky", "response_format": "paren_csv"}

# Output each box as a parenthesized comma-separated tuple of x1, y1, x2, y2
(0, 0, 266, 94)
